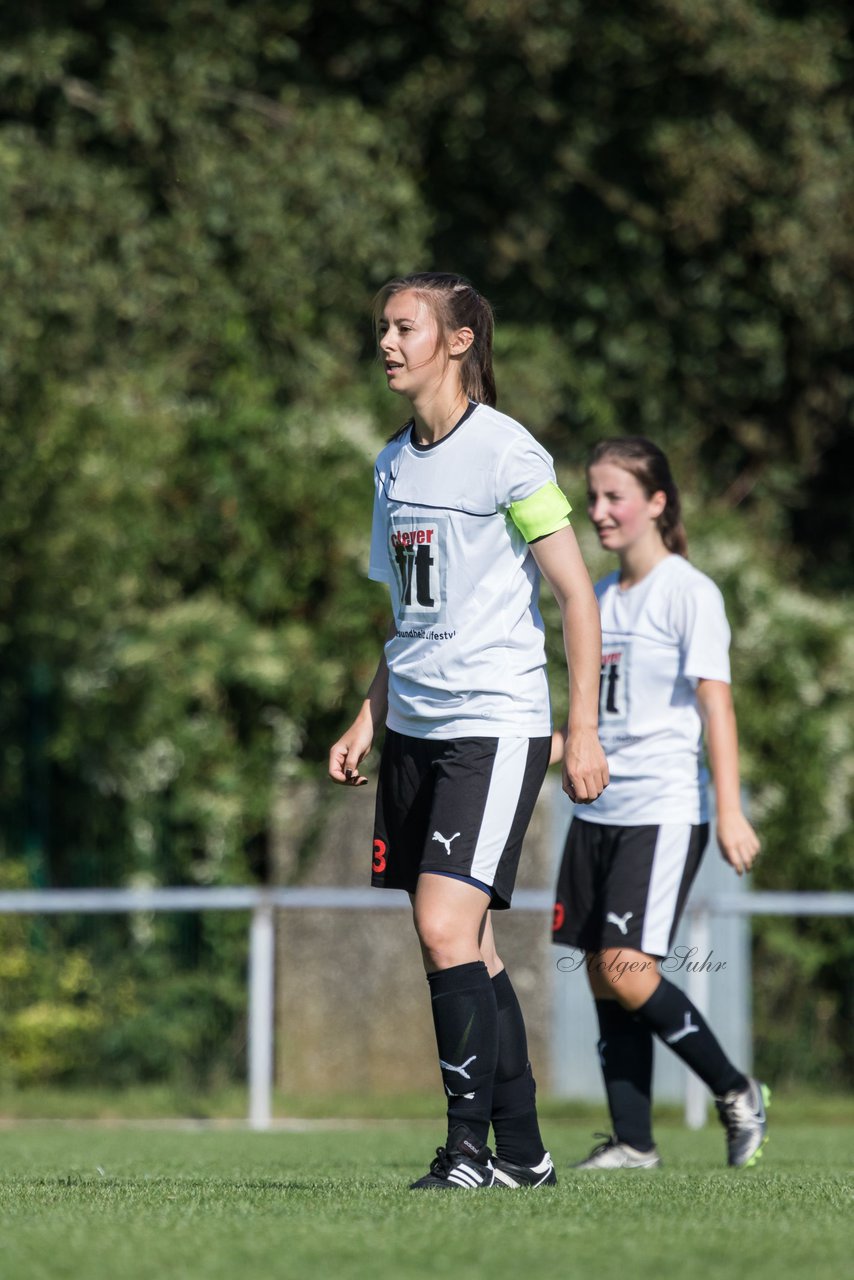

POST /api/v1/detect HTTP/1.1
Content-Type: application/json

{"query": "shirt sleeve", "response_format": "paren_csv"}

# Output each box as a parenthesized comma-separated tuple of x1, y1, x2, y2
(672, 577, 732, 684)
(496, 436, 557, 506)
(368, 468, 392, 583)
(496, 435, 572, 541)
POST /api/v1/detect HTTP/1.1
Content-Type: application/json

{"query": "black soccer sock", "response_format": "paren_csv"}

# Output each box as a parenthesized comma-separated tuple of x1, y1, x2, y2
(490, 968, 546, 1165)
(636, 978, 748, 1098)
(427, 961, 498, 1148)
(595, 999, 654, 1152)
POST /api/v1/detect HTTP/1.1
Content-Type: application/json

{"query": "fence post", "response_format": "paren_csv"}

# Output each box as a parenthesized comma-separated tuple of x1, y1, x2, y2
(684, 906, 711, 1130)
(248, 899, 275, 1130)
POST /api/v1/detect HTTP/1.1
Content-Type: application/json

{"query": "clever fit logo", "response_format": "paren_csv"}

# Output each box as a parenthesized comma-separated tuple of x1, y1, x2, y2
(391, 527, 438, 609)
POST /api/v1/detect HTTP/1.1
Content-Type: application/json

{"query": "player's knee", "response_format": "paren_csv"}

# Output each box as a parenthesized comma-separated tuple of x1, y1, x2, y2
(414, 911, 477, 969)
(590, 948, 658, 1008)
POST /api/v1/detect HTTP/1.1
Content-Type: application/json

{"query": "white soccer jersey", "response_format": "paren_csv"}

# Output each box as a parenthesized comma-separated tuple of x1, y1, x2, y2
(578, 554, 732, 826)
(368, 402, 566, 739)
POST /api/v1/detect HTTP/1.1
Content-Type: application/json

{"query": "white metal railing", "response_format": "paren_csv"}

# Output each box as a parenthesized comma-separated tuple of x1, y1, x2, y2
(0, 887, 851, 1129)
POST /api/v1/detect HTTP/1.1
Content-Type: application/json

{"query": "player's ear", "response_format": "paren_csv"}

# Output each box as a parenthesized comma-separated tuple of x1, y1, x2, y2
(650, 489, 667, 519)
(448, 326, 475, 357)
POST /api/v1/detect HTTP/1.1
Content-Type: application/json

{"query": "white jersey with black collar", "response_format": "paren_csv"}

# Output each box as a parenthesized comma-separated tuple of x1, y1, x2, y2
(368, 402, 570, 739)
(579, 553, 732, 826)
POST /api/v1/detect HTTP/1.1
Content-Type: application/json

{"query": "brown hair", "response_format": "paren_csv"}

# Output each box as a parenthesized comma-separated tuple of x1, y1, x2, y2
(372, 272, 497, 407)
(588, 436, 688, 557)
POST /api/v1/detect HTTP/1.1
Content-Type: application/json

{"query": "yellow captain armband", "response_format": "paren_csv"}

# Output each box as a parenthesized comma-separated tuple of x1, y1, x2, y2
(508, 482, 572, 543)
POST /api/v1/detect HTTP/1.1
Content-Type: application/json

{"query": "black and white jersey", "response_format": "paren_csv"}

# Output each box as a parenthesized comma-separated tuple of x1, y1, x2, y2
(368, 402, 570, 739)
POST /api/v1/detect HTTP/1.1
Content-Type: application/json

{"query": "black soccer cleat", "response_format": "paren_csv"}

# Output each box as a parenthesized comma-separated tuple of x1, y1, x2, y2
(492, 1151, 557, 1188)
(410, 1123, 496, 1190)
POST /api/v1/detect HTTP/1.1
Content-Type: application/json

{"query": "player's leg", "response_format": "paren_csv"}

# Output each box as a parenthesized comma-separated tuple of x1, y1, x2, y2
(372, 731, 497, 1188)
(554, 820, 660, 1168)
(591, 823, 769, 1167)
(479, 914, 555, 1187)
(410, 872, 498, 1188)
(453, 734, 553, 1187)
(592, 945, 769, 1166)
(409, 735, 551, 1189)
(582, 976, 658, 1167)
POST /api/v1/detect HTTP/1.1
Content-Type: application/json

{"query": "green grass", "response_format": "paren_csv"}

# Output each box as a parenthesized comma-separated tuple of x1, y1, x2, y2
(2, 1081, 854, 1122)
(0, 1116, 851, 1280)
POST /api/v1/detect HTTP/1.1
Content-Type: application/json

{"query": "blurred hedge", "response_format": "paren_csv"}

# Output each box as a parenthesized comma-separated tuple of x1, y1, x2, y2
(0, 1, 851, 1088)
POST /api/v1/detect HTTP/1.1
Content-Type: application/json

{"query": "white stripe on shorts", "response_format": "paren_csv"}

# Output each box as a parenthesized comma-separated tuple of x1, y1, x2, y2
(641, 823, 693, 957)
(469, 737, 529, 888)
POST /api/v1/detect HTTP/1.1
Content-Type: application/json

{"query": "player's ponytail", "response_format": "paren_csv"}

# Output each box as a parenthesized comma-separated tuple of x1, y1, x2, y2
(457, 286, 497, 408)
(373, 272, 498, 408)
(588, 437, 689, 557)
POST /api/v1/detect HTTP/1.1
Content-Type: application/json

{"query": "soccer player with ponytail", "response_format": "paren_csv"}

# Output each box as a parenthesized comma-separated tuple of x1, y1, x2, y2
(329, 273, 608, 1189)
(552, 437, 769, 1170)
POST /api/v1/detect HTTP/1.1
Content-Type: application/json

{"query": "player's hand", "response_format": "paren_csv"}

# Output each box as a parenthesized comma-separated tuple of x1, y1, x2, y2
(328, 714, 374, 786)
(549, 727, 567, 767)
(563, 726, 609, 804)
(717, 811, 760, 876)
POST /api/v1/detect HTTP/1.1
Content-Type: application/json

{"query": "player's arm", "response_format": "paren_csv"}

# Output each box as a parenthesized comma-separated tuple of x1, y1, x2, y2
(530, 525, 608, 803)
(328, 620, 394, 786)
(696, 678, 760, 875)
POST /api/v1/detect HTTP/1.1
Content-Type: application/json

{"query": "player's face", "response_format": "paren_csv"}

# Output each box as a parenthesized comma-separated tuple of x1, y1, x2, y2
(378, 291, 445, 400)
(587, 462, 665, 554)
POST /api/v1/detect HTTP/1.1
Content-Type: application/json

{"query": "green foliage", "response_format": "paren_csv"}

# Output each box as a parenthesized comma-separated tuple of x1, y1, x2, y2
(694, 514, 853, 894)
(691, 512, 854, 1086)
(0, 864, 101, 1087)
(0, 862, 246, 1088)
(295, 0, 854, 582)
(0, 2, 425, 890)
(0, 2, 851, 1087)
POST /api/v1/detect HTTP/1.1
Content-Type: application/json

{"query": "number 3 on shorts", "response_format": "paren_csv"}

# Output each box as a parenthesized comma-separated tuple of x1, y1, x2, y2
(372, 838, 387, 874)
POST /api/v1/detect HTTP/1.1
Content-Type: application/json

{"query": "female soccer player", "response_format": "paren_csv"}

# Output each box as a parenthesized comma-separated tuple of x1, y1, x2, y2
(552, 436, 769, 1169)
(329, 272, 608, 1189)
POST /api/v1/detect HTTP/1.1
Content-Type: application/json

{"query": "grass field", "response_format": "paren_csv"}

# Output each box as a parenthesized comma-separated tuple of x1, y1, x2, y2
(0, 1107, 851, 1280)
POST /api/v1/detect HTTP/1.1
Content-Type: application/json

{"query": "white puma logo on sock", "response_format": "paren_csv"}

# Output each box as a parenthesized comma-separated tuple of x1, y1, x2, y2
(666, 1013, 699, 1045)
(606, 910, 633, 935)
(440, 1054, 477, 1080)
(442, 1053, 477, 1100)
(432, 830, 461, 857)
(444, 1084, 476, 1100)
(445, 1054, 478, 1105)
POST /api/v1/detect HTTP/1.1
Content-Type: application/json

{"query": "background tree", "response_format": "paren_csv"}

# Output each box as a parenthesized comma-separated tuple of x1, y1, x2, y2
(0, 0, 850, 1088)
(295, 0, 854, 582)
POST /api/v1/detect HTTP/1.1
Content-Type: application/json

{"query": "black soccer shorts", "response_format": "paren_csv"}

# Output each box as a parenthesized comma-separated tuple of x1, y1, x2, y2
(372, 729, 551, 910)
(552, 817, 709, 957)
